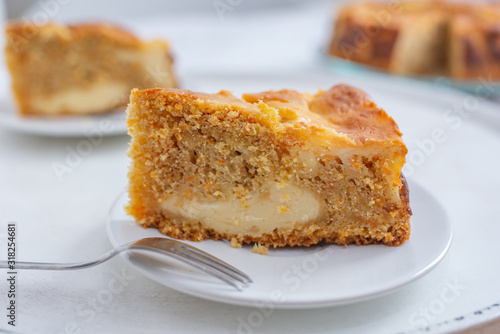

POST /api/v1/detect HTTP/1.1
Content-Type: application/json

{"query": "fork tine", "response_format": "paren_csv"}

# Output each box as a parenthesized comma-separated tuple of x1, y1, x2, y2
(159, 250, 247, 291)
(173, 247, 251, 287)
(129, 244, 249, 290)
(177, 244, 253, 283)
(135, 238, 252, 284)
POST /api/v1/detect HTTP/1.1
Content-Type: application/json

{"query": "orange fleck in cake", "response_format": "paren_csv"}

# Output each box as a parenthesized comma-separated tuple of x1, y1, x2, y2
(5, 22, 177, 116)
(126, 85, 411, 247)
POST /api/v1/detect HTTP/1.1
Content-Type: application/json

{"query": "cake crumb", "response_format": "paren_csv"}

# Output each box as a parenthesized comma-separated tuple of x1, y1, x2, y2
(252, 243, 269, 255)
(230, 238, 242, 249)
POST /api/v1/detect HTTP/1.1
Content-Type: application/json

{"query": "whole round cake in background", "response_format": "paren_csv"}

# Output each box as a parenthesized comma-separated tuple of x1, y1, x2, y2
(328, 0, 500, 80)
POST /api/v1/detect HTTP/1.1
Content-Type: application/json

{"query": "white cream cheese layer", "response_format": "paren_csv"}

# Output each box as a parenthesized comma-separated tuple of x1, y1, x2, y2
(33, 43, 174, 115)
(161, 181, 321, 236)
(32, 82, 128, 114)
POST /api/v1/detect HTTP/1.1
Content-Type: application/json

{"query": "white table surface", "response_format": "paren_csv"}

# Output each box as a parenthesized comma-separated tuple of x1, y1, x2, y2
(1, 1, 500, 333)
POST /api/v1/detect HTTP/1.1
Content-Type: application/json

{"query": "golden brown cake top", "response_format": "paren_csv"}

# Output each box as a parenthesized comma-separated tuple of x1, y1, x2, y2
(5, 22, 168, 49)
(131, 84, 405, 148)
(244, 84, 403, 144)
(339, 0, 500, 22)
(339, 0, 442, 19)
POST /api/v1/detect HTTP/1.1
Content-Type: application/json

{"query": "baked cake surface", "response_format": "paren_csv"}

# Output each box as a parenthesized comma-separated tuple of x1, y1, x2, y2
(449, 8, 500, 79)
(328, 0, 500, 80)
(126, 85, 411, 247)
(5, 22, 177, 116)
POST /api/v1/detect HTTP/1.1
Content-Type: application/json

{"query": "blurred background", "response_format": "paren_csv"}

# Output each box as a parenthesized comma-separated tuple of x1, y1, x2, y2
(2, 0, 342, 82)
(3, 0, 496, 96)
(5, 0, 337, 18)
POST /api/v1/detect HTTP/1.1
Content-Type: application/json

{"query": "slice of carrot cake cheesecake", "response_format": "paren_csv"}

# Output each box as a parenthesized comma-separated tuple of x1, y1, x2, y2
(5, 22, 177, 116)
(126, 84, 411, 247)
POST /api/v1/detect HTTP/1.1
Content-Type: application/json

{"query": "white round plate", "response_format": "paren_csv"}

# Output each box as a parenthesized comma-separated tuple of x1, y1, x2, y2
(0, 97, 128, 137)
(107, 179, 452, 309)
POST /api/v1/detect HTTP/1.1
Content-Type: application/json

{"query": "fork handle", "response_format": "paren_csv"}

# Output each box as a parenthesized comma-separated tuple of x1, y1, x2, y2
(0, 244, 171, 270)
(0, 259, 107, 270)
(0, 248, 123, 270)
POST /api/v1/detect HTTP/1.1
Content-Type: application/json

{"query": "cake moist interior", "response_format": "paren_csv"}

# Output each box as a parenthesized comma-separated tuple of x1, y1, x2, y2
(126, 85, 411, 247)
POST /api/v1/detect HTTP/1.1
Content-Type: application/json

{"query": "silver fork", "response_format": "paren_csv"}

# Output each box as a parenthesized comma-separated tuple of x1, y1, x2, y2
(0, 237, 252, 290)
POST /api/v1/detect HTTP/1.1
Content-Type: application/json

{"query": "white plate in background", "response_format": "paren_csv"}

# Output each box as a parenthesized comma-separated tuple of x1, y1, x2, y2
(0, 101, 128, 138)
(0, 74, 127, 137)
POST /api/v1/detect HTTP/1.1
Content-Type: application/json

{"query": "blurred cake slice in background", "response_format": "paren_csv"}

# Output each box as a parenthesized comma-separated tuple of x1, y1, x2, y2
(4, 22, 177, 116)
(126, 85, 411, 248)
